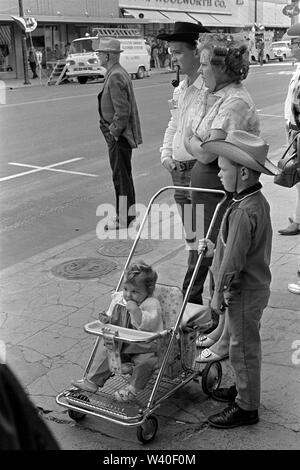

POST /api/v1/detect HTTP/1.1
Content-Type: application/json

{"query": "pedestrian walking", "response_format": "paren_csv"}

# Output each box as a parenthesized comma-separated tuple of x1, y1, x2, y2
(94, 37, 142, 230)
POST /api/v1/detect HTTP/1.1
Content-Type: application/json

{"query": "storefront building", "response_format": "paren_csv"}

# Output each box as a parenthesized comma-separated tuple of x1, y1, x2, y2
(120, 0, 291, 36)
(0, 0, 147, 79)
(0, 0, 294, 79)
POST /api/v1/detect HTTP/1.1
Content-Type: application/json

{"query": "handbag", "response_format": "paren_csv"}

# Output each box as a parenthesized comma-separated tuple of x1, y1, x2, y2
(274, 132, 300, 188)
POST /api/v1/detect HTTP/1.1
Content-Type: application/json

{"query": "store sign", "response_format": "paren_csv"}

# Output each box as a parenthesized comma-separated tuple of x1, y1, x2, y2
(121, 0, 230, 13)
(11, 16, 38, 33)
(282, 4, 300, 18)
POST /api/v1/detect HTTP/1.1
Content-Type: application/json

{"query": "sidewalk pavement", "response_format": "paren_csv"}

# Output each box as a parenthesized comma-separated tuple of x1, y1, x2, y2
(0, 154, 300, 450)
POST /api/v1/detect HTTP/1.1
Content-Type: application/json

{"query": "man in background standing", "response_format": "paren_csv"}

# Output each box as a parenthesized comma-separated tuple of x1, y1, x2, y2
(94, 37, 142, 230)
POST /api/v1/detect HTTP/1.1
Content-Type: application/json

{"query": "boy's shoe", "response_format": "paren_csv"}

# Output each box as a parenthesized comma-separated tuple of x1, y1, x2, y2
(71, 378, 98, 393)
(114, 384, 137, 402)
(208, 402, 259, 429)
(211, 385, 237, 403)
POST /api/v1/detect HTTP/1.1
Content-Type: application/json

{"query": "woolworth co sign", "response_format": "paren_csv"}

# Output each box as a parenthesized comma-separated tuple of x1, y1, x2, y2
(124, 0, 229, 13)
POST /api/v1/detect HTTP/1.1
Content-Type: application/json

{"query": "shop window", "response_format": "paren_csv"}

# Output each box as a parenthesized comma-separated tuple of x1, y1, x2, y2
(0, 25, 14, 72)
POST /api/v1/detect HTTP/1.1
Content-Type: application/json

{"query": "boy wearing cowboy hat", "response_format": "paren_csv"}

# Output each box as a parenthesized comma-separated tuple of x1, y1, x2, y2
(196, 130, 279, 428)
(93, 37, 142, 231)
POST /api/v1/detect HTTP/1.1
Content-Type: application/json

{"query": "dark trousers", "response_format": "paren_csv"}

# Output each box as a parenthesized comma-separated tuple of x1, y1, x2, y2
(102, 129, 136, 224)
(29, 61, 37, 77)
(182, 192, 228, 304)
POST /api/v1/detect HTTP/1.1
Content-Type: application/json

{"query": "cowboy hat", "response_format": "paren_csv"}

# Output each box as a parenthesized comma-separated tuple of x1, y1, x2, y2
(93, 37, 123, 53)
(156, 22, 210, 43)
(201, 130, 280, 176)
(287, 22, 300, 37)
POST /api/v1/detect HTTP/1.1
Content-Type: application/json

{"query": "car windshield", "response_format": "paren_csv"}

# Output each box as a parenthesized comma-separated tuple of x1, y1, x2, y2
(71, 39, 94, 53)
(272, 42, 289, 47)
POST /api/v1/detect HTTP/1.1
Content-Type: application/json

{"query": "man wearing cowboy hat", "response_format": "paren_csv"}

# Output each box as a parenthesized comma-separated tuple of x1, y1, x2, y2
(94, 37, 142, 230)
(196, 130, 279, 428)
(158, 22, 214, 306)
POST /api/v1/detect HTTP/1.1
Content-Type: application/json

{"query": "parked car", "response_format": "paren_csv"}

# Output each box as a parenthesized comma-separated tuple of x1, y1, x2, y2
(66, 29, 150, 84)
(272, 40, 293, 61)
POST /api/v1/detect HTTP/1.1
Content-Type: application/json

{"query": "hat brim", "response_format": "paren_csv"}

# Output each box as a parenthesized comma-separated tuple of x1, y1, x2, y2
(157, 29, 209, 42)
(95, 49, 123, 53)
(202, 140, 280, 176)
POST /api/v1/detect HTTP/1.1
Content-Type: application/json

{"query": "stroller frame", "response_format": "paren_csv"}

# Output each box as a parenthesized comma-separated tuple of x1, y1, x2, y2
(56, 186, 227, 443)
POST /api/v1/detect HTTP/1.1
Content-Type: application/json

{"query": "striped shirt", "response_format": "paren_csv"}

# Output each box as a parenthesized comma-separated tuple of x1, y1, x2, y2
(160, 74, 206, 163)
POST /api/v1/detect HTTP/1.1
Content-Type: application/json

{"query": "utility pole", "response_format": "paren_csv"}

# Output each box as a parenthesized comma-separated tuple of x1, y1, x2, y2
(18, 0, 30, 84)
(291, 0, 299, 26)
(254, 0, 257, 24)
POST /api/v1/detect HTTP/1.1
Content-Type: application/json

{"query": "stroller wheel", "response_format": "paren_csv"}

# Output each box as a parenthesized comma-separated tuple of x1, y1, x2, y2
(201, 361, 222, 396)
(137, 416, 158, 444)
(67, 393, 89, 421)
(68, 409, 87, 422)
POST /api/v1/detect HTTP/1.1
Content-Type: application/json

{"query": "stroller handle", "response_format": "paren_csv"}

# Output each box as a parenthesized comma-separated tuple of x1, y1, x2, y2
(115, 186, 227, 292)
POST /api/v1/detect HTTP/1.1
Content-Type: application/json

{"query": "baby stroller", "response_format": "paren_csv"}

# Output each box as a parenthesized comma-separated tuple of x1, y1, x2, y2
(56, 186, 227, 444)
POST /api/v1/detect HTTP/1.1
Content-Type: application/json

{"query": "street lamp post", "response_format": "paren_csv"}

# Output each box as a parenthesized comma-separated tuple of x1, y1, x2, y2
(18, 0, 30, 84)
(291, 0, 299, 26)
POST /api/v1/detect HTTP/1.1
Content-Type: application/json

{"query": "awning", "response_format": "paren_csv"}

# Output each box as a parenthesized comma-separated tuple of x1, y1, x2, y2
(188, 13, 226, 27)
(211, 15, 244, 27)
(5, 14, 150, 24)
(123, 9, 173, 23)
(161, 11, 198, 24)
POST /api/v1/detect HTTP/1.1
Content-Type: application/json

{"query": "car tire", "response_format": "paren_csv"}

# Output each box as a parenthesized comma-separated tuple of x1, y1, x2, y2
(136, 66, 145, 79)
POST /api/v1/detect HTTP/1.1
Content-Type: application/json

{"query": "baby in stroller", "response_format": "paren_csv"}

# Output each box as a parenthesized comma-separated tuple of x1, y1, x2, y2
(72, 261, 163, 402)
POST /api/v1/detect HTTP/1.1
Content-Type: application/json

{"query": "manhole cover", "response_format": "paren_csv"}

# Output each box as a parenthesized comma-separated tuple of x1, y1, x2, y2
(51, 258, 118, 280)
(97, 239, 153, 257)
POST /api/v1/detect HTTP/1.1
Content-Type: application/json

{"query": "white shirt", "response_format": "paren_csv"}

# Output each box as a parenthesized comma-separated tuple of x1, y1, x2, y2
(284, 63, 300, 127)
(160, 74, 206, 163)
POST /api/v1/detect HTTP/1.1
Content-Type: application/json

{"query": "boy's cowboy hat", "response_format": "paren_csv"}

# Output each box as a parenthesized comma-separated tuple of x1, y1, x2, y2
(287, 22, 300, 37)
(201, 130, 280, 176)
(93, 37, 123, 53)
(156, 21, 210, 43)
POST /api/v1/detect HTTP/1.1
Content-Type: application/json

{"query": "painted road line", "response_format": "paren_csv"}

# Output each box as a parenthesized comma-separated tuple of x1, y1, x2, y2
(0, 157, 98, 182)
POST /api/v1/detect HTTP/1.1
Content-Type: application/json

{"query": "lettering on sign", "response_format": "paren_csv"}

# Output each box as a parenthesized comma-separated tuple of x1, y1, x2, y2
(128, 0, 229, 11)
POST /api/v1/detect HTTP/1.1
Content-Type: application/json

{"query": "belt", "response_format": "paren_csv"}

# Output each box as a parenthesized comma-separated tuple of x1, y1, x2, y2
(174, 159, 197, 171)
